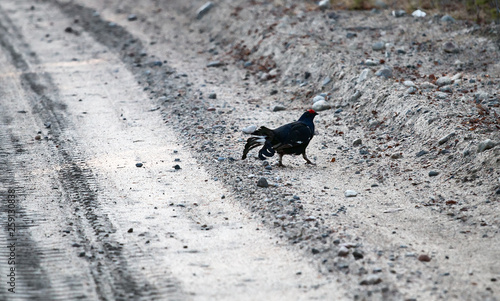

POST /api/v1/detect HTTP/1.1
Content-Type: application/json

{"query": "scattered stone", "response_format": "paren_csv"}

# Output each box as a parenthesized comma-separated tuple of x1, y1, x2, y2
(318, 0, 330, 9)
(429, 171, 439, 177)
(349, 90, 362, 102)
(173, 164, 181, 170)
(273, 105, 286, 112)
(360, 275, 382, 285)
(312, 95, 325, 103)
(443, 41, 459, 53)
(375, 67, 392, 78)
(208, 93, 217, 99)
(396, 48, 406, 54)
(257, 177, 269, 188)
(322, 76, 331, 87)
(35, 135, 41, 140)
(345, 190, 358, 197)
(127, 14, 137, 21)
(477, 139, 496, 153)
(196, 2, 214, 20)
(127, 228, 134, 233)
(436, 76, 452, 87)
(406, 87, 417, 94)
(365, 59, 378, 66)
(420, 82, 437, 89)
(353, 138, 362, 146)
(311, 248, 320, 254)
(242, 125, 257, 134)
(338, 246, 349, 256)
(438, 132, 455, 145)
(346, 32, 357, 39)
(435, 92, 448, 99)
(135, 162, 143, 168)
(412, 9, 426, 17)
(353, 250, 364, 260)
(391, 153, 402, 159)
(474, 91, 489, 101)
(418, 254, 431, 262)
(439, 86, 453, 93)
(270, 89, 278, 95)
(403, 80, 416, 87)
(451, 72, 463, 82)
(312, 100, 332, 112)
(372, 42, 385, 51)
(392, 10, 406, 18)
(44, 122, 51, 128)
(416, 150, 428, 157)
(206, 61, 222, 68)
(441, 15, 455, 22)
(358, 68, 373, 82)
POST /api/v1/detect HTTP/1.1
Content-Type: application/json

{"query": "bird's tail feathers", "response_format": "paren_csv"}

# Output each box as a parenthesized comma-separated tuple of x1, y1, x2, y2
(242, 136, 266, 160)
(251, 126, 274, 139)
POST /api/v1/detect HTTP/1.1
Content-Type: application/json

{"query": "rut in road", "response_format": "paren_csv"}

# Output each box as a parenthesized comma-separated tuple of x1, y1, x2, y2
(0, 3, 183, 300)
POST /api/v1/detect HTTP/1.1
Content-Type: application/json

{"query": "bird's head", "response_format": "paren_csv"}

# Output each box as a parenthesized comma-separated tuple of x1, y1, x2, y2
(298, 109, 318, 122)
(307, 109, 318, 116)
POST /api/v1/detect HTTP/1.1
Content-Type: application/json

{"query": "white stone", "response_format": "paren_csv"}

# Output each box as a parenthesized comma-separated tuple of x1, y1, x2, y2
(242, 125, 257, 134)
(412, 9, 426, 17)
(312, 100, 332, 112)
(345, 190, 358, 197)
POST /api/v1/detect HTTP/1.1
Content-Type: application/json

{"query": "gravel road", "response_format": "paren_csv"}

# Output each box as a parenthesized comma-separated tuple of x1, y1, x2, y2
(0, 0, 498, 300)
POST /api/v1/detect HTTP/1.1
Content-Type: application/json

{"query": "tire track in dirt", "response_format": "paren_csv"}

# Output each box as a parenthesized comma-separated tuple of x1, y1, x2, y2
(0, 5, 172, 300)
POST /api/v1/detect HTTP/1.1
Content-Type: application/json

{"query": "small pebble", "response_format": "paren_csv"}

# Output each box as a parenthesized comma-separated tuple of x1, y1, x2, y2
(392, 10, 406, 17)
(257, 177, 269, 188)
(312, 100, 331, 112)
(436, 76, 452, 87)
(173, 164, 181, 170)
(196, 2, 214, 19)
(418, 254, 431, 262)
(127, 14, 137, 21)
(345, 190, 358, 197)
(360, 275, 382, 285)
(242, 125, 257, 134)
(208, 93, 217, 99)
(441, 15, 455, 22)
(375, 67, 392, 78)
(135, 162, 143, 167)
(438, 132, 455, 145)
(443, 42, 459, 53)
(206, 61, 222, 68)
(273, 105, 286, 112)
(372, 42, 385, 51)
(429, 171, 439, 177)
(338, 246, 349, 256)
(353, 138, 362, 146)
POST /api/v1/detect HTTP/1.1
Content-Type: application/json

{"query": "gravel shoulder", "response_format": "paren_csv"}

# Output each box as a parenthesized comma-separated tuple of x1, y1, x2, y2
(0, 0, 499, 300)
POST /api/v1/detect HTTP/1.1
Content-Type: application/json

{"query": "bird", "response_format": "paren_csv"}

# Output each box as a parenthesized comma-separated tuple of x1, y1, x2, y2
(242, 109, 318, 166)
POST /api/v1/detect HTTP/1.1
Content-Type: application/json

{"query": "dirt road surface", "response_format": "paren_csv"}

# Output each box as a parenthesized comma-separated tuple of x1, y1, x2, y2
(0, 0, 498, 300)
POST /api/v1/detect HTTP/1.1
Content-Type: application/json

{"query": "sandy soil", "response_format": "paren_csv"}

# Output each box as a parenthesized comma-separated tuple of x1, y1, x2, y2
(0, 0, 498, 300)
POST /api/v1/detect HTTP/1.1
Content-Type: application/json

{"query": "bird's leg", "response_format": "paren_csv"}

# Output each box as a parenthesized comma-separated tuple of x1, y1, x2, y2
(302, 152, 315, 165)
(277, 153, 285, 167)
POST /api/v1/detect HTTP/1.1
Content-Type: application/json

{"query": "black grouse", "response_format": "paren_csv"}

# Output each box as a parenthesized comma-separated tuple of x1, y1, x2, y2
(242, 109, 318, 166)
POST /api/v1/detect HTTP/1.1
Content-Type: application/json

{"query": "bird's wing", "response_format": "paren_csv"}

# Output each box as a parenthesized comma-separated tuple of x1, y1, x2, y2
(273, 122, 313, 151)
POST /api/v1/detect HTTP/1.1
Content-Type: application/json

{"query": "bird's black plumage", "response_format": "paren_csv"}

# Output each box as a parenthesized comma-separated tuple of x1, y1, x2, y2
(242, 109, 318, 166)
